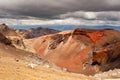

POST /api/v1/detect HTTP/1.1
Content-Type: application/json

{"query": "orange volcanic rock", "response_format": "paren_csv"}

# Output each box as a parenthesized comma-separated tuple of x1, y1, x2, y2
(33, 28, 120, 75)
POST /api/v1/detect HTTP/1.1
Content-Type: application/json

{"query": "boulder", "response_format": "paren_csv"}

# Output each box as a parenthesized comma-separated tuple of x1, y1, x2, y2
(0, 32, 12, 46)
(33, 28, 120, 75)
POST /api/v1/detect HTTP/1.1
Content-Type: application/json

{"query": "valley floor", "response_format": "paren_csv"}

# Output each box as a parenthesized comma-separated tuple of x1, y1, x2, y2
(0, 43, 120, 80)
(0, 43, 93, 80)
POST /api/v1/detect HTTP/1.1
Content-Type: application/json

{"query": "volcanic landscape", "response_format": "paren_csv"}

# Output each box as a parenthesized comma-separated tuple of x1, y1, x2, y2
(0, 24, 120, 80)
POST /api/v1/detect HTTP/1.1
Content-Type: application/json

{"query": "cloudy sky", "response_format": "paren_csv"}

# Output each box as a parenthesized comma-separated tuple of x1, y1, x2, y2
(0, 0, 120, 25)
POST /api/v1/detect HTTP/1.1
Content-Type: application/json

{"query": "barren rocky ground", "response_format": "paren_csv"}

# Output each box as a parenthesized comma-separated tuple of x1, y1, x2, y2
(0, 24, 120, 80)
(0, 43, 94, 80)
(0, 42, 120, 80)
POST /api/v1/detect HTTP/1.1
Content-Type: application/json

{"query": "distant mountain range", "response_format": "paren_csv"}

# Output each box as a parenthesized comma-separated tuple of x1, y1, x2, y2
(10, 24, 120, 31)
(0, 24, 59, 39)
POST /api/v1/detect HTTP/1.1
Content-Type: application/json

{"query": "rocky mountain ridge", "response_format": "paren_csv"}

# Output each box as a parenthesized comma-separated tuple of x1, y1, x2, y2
(0, 23, 120, 79)
(0, 24, 59, 38)
(33, 28, 120, 75)
(0, 24, 59, 52)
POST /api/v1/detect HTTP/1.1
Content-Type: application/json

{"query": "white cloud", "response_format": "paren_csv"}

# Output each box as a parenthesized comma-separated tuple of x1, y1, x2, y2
(1, 18, 120, 27)
(58, 11, 120, 20)
(84, 12, 96, 20)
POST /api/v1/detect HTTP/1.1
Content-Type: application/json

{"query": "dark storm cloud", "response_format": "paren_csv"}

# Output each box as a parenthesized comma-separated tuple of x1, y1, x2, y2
(0, 0, 120, 19)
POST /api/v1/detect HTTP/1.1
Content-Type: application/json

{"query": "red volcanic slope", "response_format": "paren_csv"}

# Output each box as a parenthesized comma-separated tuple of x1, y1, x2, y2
(33, 28, 120, 75)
